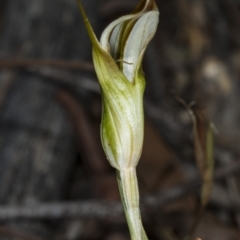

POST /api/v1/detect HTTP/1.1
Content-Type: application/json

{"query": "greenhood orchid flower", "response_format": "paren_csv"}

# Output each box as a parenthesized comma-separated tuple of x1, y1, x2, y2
(77, 0, 159, 170)
(77, 1, 159, 239)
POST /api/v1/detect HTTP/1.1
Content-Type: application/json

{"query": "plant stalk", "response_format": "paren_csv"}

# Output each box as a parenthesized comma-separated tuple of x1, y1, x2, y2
(116, 167, 148, 240)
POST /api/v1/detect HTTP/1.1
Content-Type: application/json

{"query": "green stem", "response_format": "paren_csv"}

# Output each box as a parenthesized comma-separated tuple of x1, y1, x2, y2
(116, 168, 148, 240)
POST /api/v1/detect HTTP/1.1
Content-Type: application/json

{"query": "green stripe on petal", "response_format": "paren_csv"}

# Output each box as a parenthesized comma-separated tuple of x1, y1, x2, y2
(92, 46, 145, 169)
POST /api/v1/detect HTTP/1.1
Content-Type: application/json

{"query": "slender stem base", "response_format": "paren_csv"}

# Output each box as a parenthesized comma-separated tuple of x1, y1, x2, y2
(116, 168, 148, 240)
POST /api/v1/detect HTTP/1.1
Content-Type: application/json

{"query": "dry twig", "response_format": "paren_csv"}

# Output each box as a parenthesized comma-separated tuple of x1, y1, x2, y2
(0, 159, 239, 221)
(0, 58, 94, 71)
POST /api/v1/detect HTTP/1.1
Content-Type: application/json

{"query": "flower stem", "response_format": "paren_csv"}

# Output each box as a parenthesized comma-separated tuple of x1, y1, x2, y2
(116, 168, 148, 240)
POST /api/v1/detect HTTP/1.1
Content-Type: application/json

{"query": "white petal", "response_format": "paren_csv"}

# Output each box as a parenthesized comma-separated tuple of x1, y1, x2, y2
(109, 22, 124, 60)
(100, 14, 139, 52)
(122, 11, 159, 83)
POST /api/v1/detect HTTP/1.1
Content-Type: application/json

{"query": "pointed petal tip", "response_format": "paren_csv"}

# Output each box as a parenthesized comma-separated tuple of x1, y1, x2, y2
(76, 0, 102, 50)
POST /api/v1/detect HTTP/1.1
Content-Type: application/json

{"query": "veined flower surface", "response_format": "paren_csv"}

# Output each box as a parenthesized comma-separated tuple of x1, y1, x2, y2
(77, 0, 159, 170)
(100, 0, 159, 83)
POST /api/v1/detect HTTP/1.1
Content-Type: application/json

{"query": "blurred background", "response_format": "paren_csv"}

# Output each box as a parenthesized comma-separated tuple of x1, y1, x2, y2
(0, 0, 240, 239)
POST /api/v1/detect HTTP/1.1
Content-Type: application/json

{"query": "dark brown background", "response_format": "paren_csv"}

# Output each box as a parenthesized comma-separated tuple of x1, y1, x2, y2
(0, 0, 240, 239)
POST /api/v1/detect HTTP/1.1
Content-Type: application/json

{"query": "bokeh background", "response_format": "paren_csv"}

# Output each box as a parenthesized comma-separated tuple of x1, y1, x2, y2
(0, 0, 240, 239)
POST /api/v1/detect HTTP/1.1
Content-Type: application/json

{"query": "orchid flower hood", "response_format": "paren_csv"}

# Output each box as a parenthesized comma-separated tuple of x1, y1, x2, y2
(77, 0, 159, 170)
